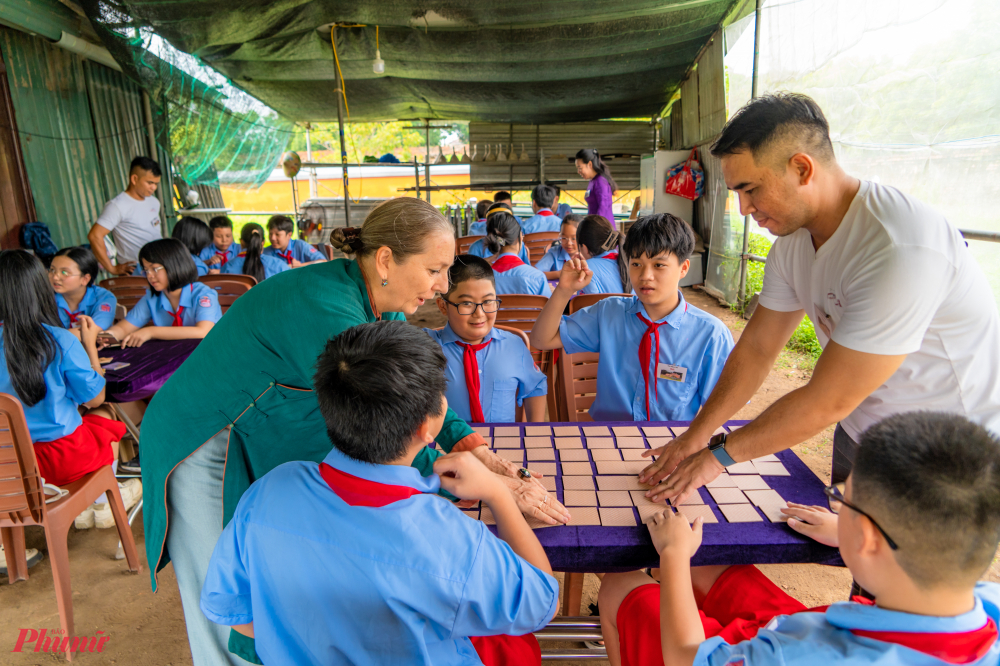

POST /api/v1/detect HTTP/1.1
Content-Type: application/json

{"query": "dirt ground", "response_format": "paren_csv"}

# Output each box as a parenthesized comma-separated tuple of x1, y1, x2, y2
(3, 286, 996, 664)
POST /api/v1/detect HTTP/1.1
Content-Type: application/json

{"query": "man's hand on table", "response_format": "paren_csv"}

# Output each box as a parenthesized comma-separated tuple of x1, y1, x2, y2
(639, 428, 715, 486)
(645, 448, 725, 506)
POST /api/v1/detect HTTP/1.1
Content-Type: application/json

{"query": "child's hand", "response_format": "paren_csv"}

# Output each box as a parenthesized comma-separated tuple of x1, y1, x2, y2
(783, 503, 839, 547)
(78, 316, 99, 349)
(557, 256, 592, 293)
(206, 255, 222, 266)
(208, 268, 220, 275)
(291, 258, 304, 268)
(647, 507, 703, 559)
(121, 327, 155, 348)
(434, 451, 506, 504)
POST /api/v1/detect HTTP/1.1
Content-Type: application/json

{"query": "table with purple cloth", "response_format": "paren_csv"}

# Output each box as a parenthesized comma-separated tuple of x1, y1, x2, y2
(102, 339, 200, 403)
(472, 420, 842, 573)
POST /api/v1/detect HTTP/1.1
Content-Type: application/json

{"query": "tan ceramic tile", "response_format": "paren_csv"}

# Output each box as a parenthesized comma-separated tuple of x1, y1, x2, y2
(495, 449, 524, 465)
(706, 474, 737, 488)
(562, 476, 595, 490)
(598, 490, 633, 507)
(641, 426, 673, 437)
(596, 460, 647, 475)
(708, 487, 749, 504)
(525, 515, 560, 529)
(568, 506, 601, 525)
(553, 426, 580, 436)
(616, 436, 646, 449)
(713, 427, 727, 436)
(726, 424, 744, 431)
(528, 462, 557, 476)
(645, 437, 673, 448)
(752, 454, 780, 462)
(480, 508, 496, 525)
(562, 461, 594, 476)
(540, 476, 557, 491)
(638, 503, 669, 523)
(525, 447, 556, 462)
(733, 475, 770, 491)
(612, 426, 642, 437)
(630, 490, 657, 506)
(753, 461, 790, 476)
(584, 437, 615, 449)
(582, 426, 611, 437)
(726, 461, 759, 475)
(719, 504, 763, 523)
(677, 504, 718, 524)
(743, 489, 785, 507)
(493, 437, 522, 449)
(554, 437, 583, 448)
(523, 436, 553, 448)
(600, 507, 637, 526)
(471, 426, 491, 437)
(760, 504, 789, 522)
(670, 491, 705, 506)
(524, 426, 551, 436)
(597, 476, 648, 491)
(621, 449, 653, 461)
(563, 490, 598, 506)
(670, 426, 690, 436)
(493, 426, 520, 437)
(558, 449, 590, 462)
(461, 508, 480, 520)
(591, 449, 622, 461)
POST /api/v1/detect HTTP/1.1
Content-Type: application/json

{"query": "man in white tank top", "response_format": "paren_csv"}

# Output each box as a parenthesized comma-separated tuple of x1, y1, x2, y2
(641, 93, 1000, 506)
(88, 156, 163, 276)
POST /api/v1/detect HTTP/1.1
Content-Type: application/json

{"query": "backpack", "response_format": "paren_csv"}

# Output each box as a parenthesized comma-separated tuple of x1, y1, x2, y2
(19, 222, 59, 265)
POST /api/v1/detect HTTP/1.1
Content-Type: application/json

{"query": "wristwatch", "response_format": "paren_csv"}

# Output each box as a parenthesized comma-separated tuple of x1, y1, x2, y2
(708, 432, 737, 467)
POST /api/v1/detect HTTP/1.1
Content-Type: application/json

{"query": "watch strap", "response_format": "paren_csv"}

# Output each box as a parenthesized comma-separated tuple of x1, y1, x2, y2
(709, 432, 737, 467)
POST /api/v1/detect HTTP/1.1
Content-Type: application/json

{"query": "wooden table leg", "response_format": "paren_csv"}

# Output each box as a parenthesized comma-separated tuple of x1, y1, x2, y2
(561, 572, 585, 616)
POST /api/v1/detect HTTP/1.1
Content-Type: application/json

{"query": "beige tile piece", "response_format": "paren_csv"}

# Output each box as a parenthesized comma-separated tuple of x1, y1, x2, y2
(677, 504, 719, 523)
(719, 504, 763, 523)
(528, 463, 557, 476)
(525, 515, 561, 529)
(523, 436, 553, 448)
(726, 461, 759, 475)
(641, 426, 673, 437)
(596, 460, 647, 475)
(562, 476, 595, 490)
(558, 449, 590, 462)
(493, 426, 521, 437)
(597, 476, 647, 491)
(706, 474, 737, 488)
(753, 461, 790, 476)
(645, 437, 673, 448)
(629, 490, 658, 506)
(726, 424, 744, 431)
(563, 490, 598, 506)
(553, 426, 581, 436)
(743, 489, 785, 507)
(616, 437, 646, 449)
(598, 490, 633, 507)
(707, 487, 749, 504)
(760, 504, 789, 522)
(495, 449, 525, 465)
(461, 508, 480, 520)
(582, 426, 611, 436)
(492, 437, 522, 448)
(540, 476, 557, 491)
(562, 461, 594, 475)
(621, 449, 653, 461)
(600, 507, 637, 526)
(612, 426, 642, 437)
(584, 437, 615, 449)
(591, 449, 622, 461)
(568, 506, 601, 525)
(471, 427, 491, 436)
(670, 491, 706, 506)
(752, 454, 780, 462)
(524, 426, 551, 436)
(733, 475, 770, 491)
(480, 508, 496, 525)
(713, 427, 727, 436)
(554, 437, 583, 449)
(525, 448, 556, 462)
(638, 503, 670, 523)
(669, 426, 689, 436)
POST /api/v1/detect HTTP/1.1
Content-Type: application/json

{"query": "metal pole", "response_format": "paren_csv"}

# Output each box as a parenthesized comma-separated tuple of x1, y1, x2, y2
(305, 122, 317, 200)
(413, 157, 421, 200)
(141, 90, 167, 237)
(333, 26, 351, 227)
(424, 120, 431, 205)
(737, 0, 763, 310)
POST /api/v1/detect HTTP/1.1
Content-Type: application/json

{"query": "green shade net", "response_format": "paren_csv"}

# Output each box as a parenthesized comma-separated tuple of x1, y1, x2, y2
(81, 1, 295, 189)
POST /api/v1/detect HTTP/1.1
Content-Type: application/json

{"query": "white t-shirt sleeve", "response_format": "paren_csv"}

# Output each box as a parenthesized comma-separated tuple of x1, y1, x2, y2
(831, 244, 951, 356)
(95, 198, 122, 232)
(757, 239, 803, 312)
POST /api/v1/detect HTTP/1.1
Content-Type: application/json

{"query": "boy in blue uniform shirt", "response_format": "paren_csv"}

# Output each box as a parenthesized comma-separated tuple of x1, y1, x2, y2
(468, 198, 493, 236)
(263, 215, 326, 267)
(599, 411, 1000, 666)
(200, 216, 241, 270)
(426, 255, 547, 423)
(535, 214, 582, 273)
(520, 184, 562, 235)
(200, 321, 559, 666)
(532, 214, 734, 421)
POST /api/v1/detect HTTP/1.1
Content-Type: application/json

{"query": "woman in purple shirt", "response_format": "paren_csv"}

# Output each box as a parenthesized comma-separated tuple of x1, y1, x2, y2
(576, 149, 617, 222)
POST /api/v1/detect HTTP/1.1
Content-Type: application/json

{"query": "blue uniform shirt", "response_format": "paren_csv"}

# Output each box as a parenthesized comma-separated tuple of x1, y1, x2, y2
(125, 281, 222, 328)
(535, 245, 574, 273)
(198, 242, 241, 267)
(520, 210, 562, 235)
(695, 582, 1000, 666)
(493, 259, 553, 297)
(55, 286, 117, 330)
(555, 203, 573, 218)
(0, 325, 105, 442)
(467, 238, 531, 264)
(221, 254, 290, 281)
(425, 324, 547, 422)
(468, 219, 487, 236)
(263, 239, 325, 265)
(135, 254, 210, 278)
(559, 293, 734, 421)
(200, 446, 559, 666)
(581, 251, 626, 294)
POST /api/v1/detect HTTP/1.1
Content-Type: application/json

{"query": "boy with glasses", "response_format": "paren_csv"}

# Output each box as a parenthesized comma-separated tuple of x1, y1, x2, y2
(425, 255, 547, 423)
(597, 411, 1000, 666)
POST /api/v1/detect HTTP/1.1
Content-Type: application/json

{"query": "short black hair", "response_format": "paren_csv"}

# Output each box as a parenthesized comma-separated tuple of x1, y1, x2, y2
(561, 214, 583, 228)
(208, 216, 233, 230)
(710, 92, 835, 166)
(532, 184, 556, 209)
(267, 215, 294, 233)
(853, 412, 1000, 587)
(622, 214, 696, 263)
(314, 321, 447, 464)
(53, 246, 99, 286)
(129, 156, 161, 177)
(172, 216, 213, 255)
(446, 254, 495, 296)
(485, 212, 523, 255)
(138, 238, 198, 292)
(493, 191, 512, 203)
(475, 199, 493, 219)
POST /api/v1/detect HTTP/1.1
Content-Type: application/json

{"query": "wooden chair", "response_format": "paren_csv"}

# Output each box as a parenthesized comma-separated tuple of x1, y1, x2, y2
(494, 295, 559, 420)
(456, 235, 483, 255)
(99, 277, 149, 312)
(494, 325, 533, 422)
(569, 293, 633, 313)
(523, 231, 559, 266)
(197, 275, 256, 313)
(0, 393, 140, 657)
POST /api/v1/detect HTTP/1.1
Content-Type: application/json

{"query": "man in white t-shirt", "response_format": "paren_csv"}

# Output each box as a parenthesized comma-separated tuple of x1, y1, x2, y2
(640, 93, 1000, 505)
(87, 156, 163, 275)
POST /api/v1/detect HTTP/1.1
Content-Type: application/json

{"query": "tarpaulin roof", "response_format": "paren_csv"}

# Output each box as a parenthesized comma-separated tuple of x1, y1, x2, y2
(84, 0, 742, 123)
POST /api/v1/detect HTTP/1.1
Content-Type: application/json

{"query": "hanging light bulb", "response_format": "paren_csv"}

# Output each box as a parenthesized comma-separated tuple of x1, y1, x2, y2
(373, 25, 385, 74)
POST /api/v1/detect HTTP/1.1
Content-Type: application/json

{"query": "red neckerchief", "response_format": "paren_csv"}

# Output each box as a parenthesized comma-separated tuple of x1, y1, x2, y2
(537, 209, 554, 217)
(277, 248, 294, 266)
(492, 254, 525, 273)
(215, 249, 230, 267)
(457, 339, 492, 422)
(636, 312, 666, 420)
(603, 252, 619, 261)
(62, 308, 82, 325)
(319, 462, 423, 507)
(237, 252, 246, 257)
(167, 285, 192, 327)
(847, 597, 998, 664)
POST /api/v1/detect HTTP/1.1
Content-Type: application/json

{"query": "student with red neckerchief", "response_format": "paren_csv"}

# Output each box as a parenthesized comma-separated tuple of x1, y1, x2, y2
(484, 212, 552, 297)
(263, 215, 326, 268)
(521, 184, 563, 234)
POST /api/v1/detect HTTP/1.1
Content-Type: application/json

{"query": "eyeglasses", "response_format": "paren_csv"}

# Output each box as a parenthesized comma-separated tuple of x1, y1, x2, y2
(47, 268, 82, 278)
(824, 485, 898, 550)
(559, 235, 577, 243)
(146, 265, 166, 275)
(441, 297, 502, 315)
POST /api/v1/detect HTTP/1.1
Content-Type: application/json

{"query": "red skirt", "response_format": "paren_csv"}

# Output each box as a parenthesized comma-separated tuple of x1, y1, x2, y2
(33, 414, 124, 487)
(617, 565, 810, 666)
(470, 634, 541, 666)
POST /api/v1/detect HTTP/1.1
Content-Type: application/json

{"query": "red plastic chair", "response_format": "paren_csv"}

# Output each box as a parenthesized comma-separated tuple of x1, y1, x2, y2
(99, 277, 149, 312)
(456, 235, 484, 255)
(198, 274, 257, 313)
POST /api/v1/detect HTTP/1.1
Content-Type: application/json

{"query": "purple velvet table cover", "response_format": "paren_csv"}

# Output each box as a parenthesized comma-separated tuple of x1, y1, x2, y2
(478, 420, 843, 572)
(103, 339, 200, 403)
